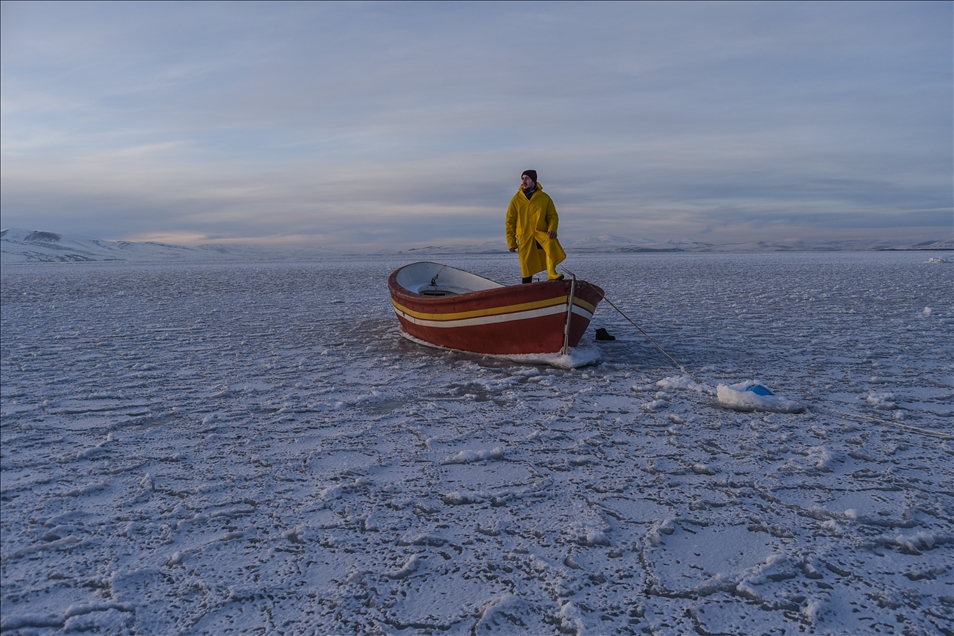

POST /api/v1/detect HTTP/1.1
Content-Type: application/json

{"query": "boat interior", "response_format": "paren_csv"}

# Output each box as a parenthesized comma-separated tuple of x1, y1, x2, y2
(396, 262, 504, 297)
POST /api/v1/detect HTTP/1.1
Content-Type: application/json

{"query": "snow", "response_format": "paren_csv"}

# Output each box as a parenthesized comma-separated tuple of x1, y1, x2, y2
(3, 227, 951, 264)
(1, 251, 952, 635)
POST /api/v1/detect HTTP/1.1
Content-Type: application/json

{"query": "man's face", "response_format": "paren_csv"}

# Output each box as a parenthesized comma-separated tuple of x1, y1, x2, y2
(521, 175, 535, 189)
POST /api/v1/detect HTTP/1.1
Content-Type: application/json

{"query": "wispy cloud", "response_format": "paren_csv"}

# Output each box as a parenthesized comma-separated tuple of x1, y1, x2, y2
(1, 2, 950, 247)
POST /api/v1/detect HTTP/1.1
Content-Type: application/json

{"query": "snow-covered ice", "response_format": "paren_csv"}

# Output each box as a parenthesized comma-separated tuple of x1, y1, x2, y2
(1, 251, 952, 635)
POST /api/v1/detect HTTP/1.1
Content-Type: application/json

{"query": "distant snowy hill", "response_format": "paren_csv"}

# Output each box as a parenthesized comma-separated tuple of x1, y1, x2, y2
(2, 228, 209, 263)
(2, 227, 950, 264)
(0, 228, 329, 263)
(878, 238, 953, 251)
(397, 235, 952, 255)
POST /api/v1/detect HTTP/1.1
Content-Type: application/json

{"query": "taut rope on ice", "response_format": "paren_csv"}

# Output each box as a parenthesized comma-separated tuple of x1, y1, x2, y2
(600, 293, 696, 381)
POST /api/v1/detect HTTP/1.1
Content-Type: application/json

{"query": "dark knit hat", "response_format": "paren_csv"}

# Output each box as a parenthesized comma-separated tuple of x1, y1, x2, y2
(521, 170, 537, 183)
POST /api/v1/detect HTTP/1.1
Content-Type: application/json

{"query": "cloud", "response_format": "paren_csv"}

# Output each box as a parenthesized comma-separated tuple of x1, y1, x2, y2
(1, 2, 950, 247)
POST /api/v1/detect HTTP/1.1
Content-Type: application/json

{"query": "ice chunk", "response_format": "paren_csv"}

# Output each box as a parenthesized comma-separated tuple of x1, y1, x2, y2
(657, 375, 711, 393)
(716, 382, 805, 413)
(440, 446, 505, 465)
(385, 554, 421, 579)
(865, 391, 897, 410)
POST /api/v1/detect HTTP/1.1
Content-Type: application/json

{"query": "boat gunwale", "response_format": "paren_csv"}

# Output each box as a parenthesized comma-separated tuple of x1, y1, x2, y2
(388, 264, 603, 311)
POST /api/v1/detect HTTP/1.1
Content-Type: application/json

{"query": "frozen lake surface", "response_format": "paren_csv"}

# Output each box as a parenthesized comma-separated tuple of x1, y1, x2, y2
(2, 251, 952, 635)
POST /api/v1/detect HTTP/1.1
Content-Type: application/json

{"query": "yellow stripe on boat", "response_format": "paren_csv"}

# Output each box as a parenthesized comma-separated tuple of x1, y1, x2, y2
(393, 303, 595, 329)
(392, 295, 596, 322)
(393, 296, 564, 321)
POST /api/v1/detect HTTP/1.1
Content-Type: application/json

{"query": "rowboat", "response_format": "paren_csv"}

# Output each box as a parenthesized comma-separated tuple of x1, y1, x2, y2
(388, 262, 605, 356)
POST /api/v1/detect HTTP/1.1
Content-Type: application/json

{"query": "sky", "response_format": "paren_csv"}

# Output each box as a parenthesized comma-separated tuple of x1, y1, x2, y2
(1, 1, 951, 250)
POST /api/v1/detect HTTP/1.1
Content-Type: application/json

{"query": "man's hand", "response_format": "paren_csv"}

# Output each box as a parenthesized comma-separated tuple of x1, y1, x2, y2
(509, 248, 516, 252)
(547, 231, 557, 239)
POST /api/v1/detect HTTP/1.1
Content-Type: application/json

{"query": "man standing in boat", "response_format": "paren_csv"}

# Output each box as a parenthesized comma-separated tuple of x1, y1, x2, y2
(506, 170, 567, 283)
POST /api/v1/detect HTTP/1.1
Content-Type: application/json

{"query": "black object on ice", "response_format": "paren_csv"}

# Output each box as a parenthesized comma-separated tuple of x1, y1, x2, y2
(595, 328, 616, 341)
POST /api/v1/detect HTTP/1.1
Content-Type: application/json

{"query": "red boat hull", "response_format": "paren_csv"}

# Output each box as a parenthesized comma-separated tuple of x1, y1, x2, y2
(388, 264, 604, 355)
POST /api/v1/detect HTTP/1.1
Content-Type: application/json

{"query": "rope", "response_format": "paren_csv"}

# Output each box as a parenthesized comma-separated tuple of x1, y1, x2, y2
(429, 264, 447, 287)
(601, 294, 696, 381)
(818, 406, 954, 440)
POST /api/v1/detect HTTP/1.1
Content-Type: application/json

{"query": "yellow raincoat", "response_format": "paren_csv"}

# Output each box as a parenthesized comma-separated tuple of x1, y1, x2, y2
(505, 182, 567, 279)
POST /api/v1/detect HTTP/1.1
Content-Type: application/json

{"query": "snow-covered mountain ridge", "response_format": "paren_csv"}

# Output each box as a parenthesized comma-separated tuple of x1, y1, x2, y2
(0, 228, 328, 264)
(2, 228, 950, 264)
